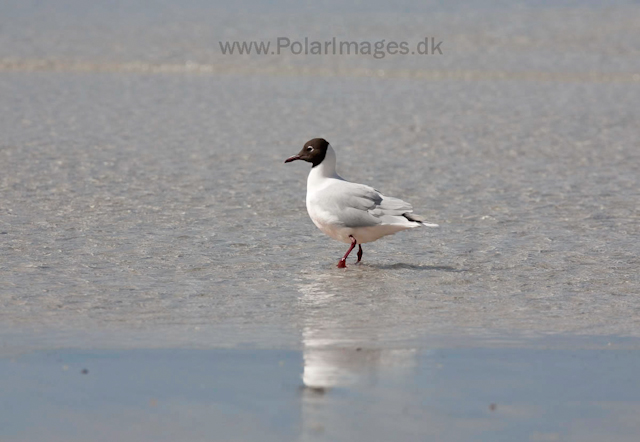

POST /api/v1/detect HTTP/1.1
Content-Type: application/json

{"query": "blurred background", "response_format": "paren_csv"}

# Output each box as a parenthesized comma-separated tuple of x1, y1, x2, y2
(1, 1, 639, 441)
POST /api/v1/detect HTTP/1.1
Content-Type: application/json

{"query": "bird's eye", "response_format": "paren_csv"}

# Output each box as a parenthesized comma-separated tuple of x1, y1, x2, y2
(306, 146, 313, 152)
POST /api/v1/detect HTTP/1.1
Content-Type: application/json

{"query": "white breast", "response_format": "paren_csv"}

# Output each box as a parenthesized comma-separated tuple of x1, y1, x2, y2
(306, 183, 352, 244)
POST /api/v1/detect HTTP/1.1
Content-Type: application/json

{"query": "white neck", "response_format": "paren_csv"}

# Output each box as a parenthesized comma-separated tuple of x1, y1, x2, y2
(307, 144, 342, 189)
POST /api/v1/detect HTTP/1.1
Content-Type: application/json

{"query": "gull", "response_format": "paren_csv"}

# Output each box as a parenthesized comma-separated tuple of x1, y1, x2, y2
(285, 138, 438, 268)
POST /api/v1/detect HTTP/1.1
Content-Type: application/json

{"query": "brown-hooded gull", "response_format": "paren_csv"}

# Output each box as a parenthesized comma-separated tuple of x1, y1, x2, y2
(285, 138, 438, 268)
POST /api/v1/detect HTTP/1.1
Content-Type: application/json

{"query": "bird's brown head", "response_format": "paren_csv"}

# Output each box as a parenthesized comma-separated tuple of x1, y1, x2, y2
(284, 138, 330, 168)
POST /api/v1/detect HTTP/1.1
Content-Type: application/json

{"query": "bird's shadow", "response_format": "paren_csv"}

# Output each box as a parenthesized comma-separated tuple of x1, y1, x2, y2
(368, 263, 464, 272)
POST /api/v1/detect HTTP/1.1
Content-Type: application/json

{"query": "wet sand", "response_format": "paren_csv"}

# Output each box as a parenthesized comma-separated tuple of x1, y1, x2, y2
(1, 0, 640, 440)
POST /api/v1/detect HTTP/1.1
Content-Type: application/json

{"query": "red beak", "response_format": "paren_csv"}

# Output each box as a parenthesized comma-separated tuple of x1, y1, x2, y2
(284, 154, 301, 163)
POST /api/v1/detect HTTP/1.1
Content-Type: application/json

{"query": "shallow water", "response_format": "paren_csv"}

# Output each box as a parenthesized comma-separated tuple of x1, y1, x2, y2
(1, 0, 640, 439)
(3, 338, 640, 442)
(1, 73, 638, 340)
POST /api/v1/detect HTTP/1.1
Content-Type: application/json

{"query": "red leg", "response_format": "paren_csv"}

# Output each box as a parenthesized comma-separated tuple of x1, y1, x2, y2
(337, 235, 357, 268)
(356, 245, 363, 263)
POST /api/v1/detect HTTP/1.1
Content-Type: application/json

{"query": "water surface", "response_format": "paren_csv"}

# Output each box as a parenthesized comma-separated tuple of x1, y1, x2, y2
(1, 1, 639, 439)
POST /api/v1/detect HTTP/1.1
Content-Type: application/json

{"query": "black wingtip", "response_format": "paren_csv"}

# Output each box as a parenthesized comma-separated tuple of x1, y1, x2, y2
(403, 213, 424, 223)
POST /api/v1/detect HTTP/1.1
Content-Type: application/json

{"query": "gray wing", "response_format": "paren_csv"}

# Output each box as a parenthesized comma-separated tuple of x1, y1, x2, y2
(320, 181, 414, 228)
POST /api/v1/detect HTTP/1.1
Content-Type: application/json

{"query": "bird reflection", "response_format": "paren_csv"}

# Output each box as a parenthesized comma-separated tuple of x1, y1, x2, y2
(302, 330, 382, 391)
(297, 271, 418, 392)
(297, 271, 421, 439)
